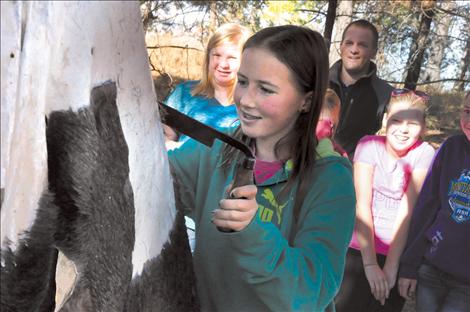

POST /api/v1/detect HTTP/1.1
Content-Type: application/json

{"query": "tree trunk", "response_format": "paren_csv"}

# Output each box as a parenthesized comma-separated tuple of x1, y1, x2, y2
(455, 36, 470, 91)
(324, 0, 338, 53)
(454, 14, 470, 91)
(209, 1, 218, 33)
(421, 1, 454, 91)
(328, 0, 354, 66)
(141, 2, 150, 34)
(404, 1, 436, 90)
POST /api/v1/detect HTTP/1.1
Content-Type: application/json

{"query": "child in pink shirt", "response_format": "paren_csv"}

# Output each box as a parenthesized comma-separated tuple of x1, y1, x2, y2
(335, 89, 435, 311)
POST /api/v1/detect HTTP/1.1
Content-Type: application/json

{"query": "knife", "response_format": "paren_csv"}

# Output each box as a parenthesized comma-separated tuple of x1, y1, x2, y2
(159, 102, 255, 232)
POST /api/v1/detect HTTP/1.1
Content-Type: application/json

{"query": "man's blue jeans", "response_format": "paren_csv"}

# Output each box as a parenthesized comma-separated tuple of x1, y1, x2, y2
(417, 263, 470, 312)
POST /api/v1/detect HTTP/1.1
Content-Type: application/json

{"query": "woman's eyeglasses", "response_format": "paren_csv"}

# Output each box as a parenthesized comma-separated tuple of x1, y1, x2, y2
(392, 88, 430, 101)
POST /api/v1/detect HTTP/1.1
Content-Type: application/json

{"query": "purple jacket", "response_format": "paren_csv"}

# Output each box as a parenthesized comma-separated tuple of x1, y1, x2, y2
(399, 134, 470, 284)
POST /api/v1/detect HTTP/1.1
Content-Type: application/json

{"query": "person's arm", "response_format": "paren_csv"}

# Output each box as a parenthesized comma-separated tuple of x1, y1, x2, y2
(398, 278, 417, 301)
(227, 159, 356, 311)
(354, 162, 376, 265)
(354, 161, 389, 305)
(398, 145, 441, 300)
(167, 138, 204, 216)
(398, 168, 439, 300)
(163, 124, 183, 150)
(163, 124, 178, 141)
(383, 168, 428, 289)
(213, 184, 258, 231)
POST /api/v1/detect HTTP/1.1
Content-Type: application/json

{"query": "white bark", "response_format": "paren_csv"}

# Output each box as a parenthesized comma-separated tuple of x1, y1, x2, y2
(421, 1, 454, 90)
(328, 0, 354, 66)
(0, 1, 175, 280)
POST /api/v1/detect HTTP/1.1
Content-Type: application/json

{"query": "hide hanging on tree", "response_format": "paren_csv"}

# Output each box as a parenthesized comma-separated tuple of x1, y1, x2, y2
(0, 1, 198, 311)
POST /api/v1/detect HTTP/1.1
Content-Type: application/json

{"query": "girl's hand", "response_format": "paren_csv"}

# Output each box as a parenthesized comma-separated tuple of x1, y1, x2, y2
(383, 263, 398, 290)
(213, 185, 258, 232)
(163, 124, 178, 141)
(364, 264, 390, 305)
(398, 277, 417, 300)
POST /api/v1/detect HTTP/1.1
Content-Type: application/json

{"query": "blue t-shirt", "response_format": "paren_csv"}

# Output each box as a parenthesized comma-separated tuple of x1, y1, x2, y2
(165, 80, 239, 143)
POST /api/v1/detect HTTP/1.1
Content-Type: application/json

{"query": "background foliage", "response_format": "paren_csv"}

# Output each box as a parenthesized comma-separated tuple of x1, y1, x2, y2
(141, 0, 469, 148)
(141, 0, 469, 92)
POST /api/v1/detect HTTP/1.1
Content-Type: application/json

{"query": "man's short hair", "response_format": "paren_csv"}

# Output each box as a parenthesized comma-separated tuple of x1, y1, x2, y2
(341, 19, 379, 50)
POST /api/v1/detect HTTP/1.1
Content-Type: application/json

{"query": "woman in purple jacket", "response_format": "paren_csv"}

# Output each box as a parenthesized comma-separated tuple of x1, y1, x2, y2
(398, 92, 470, 312)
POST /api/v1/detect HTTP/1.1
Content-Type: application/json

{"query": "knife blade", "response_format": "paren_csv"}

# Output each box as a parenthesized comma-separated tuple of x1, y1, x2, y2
(159, 101, 255, 232)
(158, 101, 254, 160)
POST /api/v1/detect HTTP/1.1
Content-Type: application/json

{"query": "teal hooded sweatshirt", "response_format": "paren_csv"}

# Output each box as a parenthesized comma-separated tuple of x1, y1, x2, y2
(169, 137, 356, 312)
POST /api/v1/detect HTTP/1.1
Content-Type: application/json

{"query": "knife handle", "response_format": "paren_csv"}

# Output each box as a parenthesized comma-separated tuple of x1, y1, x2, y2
(217, 158, 255, 233)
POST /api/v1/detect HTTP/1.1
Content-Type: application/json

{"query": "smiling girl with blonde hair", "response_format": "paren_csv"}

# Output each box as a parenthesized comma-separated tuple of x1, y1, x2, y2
(336, 89, 435, 311)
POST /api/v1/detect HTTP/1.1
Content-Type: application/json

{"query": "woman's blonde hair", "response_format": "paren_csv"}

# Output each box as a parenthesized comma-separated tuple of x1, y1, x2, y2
(191, 23, 251, 102)
(387, 91, 428, 115)
(378, 90, 429, 135)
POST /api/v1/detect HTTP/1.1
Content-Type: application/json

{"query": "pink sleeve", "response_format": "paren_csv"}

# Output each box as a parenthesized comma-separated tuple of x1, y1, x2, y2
(353, 135, 378, 165)
(414, 143, 435, 170)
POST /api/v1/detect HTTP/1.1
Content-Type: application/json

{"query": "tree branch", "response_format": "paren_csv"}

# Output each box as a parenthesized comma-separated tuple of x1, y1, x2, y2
(385, 78, 470, 86)
(435, 6, 470, 20)
(147, 45, 203, 52)
(295, 9, 327, 17)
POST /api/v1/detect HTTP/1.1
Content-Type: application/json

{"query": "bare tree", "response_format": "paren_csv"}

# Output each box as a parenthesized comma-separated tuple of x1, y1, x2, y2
(454, 16, 470, 91)
(404, 0, 436, 90)
(455, 37, 470, 91)
(324, 0, 338, 52)
(328, 0, 354, 65)
(421, 1, 454, 91)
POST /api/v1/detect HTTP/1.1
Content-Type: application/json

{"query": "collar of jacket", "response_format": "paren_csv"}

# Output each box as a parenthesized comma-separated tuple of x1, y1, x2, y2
(255, 138, 342, 187)
(329, 60, 378, 86)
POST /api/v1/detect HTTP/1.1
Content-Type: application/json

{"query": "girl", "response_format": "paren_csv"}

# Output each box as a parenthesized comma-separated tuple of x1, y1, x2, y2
(169, 25, 356, 311)
(316, 88, 348, 157)
(335, 89, 435, 311)
(399, 92, 470, 312)
(164, 23, 251, 146)
(163, 23, 251, 251)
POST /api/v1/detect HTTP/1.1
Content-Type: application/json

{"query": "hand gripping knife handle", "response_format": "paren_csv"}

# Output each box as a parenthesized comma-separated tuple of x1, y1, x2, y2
(219, 157, 255, 232)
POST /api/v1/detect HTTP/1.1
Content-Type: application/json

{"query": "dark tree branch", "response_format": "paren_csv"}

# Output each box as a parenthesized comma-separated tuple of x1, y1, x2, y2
(295, 9, 327, 17)
(404, 2, 435, 90)
(385, 78, 470, 86)
(435, 6, 470, 20)
(324, 0, 337, 52)
(147, 45, 203, 52)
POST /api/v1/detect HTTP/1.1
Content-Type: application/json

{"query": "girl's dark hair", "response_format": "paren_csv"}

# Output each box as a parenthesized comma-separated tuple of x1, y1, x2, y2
(222, 25, 329, 233)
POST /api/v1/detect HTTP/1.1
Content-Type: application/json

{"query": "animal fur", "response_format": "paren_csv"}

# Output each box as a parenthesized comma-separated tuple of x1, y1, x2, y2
(1, 83, 198, 311)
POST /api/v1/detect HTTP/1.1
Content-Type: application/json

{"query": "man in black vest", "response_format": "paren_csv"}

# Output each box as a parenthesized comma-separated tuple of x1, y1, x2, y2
(330, 20, 393, 159)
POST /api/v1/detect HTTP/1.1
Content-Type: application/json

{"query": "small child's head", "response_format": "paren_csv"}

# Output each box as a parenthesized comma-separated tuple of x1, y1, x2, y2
(384, 89, 428, 157)
(461, 92, 470, 141)
(316, 88, 341, 140)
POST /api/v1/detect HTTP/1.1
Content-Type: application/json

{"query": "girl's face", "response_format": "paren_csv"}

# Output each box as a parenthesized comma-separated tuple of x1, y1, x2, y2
(460, 95, 470, 141)
(234, 48, 309, 149)
(209, 43, 241, 88)
(385, 101, 425, 158)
